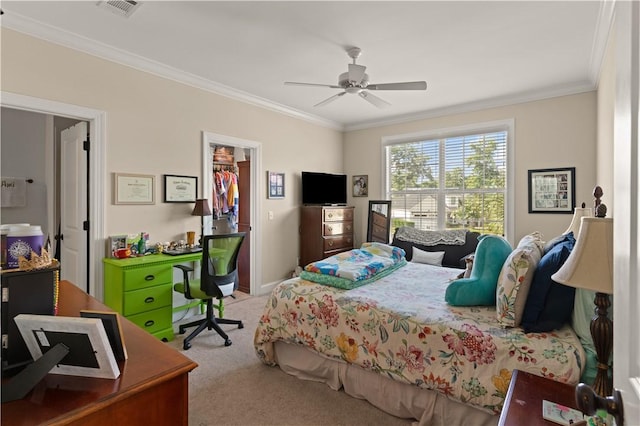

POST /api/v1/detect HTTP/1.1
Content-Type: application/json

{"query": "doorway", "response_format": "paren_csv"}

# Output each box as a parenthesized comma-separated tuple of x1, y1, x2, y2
(202, 131, 262, 295)
(1, 92, 106, 298)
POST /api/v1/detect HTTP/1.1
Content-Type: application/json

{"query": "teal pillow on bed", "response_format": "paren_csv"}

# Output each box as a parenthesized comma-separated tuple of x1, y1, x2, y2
(445, 234, 512, 306)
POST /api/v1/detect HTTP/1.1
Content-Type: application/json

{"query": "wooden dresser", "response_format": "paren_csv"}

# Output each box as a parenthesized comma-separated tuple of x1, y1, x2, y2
(300, 205, 354, 267)
(1, 280, 197, 426)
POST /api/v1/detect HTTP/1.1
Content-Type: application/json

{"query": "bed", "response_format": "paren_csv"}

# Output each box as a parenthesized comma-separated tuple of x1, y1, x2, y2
(254, 250, 585, 425)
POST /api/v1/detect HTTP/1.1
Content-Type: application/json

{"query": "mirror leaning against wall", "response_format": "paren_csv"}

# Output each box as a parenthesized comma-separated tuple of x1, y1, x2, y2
(367, 200, 392, 244)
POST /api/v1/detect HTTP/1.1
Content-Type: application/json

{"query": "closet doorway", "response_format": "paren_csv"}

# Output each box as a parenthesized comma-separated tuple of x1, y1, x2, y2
(202, 132, 262, 296)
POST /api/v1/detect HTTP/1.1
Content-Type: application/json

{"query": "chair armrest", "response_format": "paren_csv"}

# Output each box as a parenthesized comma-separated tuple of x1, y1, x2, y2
(174, 264, 195, 299)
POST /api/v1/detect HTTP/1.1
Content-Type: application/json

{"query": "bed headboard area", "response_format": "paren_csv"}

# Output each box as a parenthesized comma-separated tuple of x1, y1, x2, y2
(391, 227, 480, 269)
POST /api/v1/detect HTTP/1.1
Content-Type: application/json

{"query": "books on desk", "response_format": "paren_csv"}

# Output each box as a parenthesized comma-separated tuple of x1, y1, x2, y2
(163, 247, 202, 256)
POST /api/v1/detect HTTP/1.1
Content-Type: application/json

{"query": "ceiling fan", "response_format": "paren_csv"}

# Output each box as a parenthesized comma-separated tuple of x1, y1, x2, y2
(285, 47, 427, 108)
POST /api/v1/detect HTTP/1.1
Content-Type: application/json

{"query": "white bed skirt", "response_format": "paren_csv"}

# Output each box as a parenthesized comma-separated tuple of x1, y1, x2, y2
(274, 341, 498, 426)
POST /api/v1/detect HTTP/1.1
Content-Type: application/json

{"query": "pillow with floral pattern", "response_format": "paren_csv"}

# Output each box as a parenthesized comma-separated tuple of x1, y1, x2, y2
(496, 233, 544, 327)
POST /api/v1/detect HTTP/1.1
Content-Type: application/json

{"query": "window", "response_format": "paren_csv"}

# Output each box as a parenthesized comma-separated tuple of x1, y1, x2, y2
(383, 121, 511, 238)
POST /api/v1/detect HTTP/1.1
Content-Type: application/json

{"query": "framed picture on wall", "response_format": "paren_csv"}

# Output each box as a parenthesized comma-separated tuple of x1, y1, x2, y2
(267, 171, 285, 199)
(163, 174, 197, 203)
(528, 167, 575, 213)
(353, 175, 368, 197)
(114, 173, 155, 205)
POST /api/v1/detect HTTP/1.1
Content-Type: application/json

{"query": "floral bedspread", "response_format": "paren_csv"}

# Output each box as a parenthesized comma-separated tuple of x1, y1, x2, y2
(254, 262, 585, 414)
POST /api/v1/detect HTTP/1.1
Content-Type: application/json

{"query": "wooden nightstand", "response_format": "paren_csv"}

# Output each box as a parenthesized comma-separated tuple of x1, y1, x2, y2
(499, 369, 582, 426)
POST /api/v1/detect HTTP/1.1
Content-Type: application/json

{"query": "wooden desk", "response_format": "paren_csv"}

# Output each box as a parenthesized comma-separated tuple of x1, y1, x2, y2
(499, 369, 580, 426)
(1, 280, 198, 426)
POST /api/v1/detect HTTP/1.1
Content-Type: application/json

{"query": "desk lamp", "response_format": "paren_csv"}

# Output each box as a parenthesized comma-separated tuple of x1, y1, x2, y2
(552, 216, 613, 397)
(192, 199, 212, 246)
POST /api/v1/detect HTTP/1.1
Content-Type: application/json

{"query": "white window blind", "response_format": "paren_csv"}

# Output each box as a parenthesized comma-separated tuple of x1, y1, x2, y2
(386, 130, 507, 236)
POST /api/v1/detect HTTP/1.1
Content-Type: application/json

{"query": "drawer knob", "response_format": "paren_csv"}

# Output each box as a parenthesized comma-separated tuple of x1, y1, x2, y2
(145, 274, 155, 281)
(328, 213, 333, 218)
(328, 241, 334, 247)
(144, 297, 155, 304)
(144, 320, 155, 328)
(328, 226, 333, 231)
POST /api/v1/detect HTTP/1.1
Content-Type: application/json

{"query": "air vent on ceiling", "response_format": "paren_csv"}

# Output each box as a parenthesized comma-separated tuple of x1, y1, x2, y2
(97, 1, 140, 18)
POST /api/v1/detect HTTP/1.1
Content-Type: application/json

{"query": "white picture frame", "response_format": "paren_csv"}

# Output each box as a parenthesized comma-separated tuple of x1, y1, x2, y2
(14, 314, 120, 379)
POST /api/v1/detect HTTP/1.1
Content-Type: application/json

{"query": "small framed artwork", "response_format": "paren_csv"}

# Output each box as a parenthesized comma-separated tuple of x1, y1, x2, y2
(114, 173, 155, 205)
(163, 174, 198, 203)
(353, 175, 368, 197)
(14, 314, 120, 379)
(528, 167, 575, 214)
(267, 171, 285, 199)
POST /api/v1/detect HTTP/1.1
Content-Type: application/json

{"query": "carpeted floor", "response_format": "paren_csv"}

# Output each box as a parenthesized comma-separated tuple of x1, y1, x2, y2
(166, 294, 413, 426)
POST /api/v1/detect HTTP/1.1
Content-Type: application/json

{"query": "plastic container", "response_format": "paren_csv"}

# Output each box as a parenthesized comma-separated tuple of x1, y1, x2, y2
(1, 223, 29, 269)
(6, 225, 44, 269)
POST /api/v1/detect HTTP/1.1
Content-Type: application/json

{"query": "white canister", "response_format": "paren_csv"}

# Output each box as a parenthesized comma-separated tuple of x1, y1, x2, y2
(6, 225, 44, 269)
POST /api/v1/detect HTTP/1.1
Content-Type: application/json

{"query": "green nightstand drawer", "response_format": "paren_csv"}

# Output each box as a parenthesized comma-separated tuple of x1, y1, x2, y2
(123, 284, 172, 316)
(127, 306, 173, 335)
(123, 265, 172, 291)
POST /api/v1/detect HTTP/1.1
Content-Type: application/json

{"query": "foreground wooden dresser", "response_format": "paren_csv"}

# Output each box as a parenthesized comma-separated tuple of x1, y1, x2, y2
(1, 280, 198, 426)
(300, 205, 354, 266)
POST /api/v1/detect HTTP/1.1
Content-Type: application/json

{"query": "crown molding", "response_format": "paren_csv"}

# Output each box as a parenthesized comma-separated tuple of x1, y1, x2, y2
(344, 81, 596, 132)
(1, 12, 343, 131)
(2, 6, 612, 134)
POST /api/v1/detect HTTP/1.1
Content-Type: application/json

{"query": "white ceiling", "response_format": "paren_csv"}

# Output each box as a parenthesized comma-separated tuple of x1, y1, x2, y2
(0, 1, 610, 131)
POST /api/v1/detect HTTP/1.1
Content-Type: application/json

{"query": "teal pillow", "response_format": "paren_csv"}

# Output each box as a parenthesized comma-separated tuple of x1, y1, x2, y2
(445, 235, 512, 306)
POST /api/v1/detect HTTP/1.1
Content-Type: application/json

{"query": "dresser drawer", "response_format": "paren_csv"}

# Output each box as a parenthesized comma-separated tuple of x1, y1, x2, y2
(323, 208, 353, 222)
(127, 306, 173, 335)
(123, 283, 172, 316)
(123, 265, 172, 291)
(323, 235, 353, 252)
(324, 221, 353, 236)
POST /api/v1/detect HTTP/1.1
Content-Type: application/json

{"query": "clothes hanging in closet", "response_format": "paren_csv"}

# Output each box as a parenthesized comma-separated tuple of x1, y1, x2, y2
(212, 167, 239, 231)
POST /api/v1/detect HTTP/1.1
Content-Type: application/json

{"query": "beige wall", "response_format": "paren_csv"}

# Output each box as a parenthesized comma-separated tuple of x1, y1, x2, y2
(596, 25, 616, 214)
(1, 28, 603, 293)
(1, 29, 342, 291)
(344, 92, 598, 245)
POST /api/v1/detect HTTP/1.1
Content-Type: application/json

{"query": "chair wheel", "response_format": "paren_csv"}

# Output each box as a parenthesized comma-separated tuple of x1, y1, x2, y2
(179, 327, 186, 335)
(224, 339, 232, 346)
(238, 322, 244, 329)
(183, 341, 191, 350)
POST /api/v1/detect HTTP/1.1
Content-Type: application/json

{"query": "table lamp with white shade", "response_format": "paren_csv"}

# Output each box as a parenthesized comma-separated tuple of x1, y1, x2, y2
(551, 217, 613, 397)
(563, 203, 592, 236)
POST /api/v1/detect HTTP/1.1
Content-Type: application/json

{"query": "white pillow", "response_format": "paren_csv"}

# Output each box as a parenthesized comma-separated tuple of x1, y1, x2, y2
(411, 247, 445, 266)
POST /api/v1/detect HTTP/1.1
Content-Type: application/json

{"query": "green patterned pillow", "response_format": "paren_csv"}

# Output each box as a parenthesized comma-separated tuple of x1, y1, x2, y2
(496, 233, 544, 327)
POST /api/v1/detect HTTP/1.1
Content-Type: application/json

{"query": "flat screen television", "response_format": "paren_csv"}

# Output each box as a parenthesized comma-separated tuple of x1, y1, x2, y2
(301, 171, 347, 205)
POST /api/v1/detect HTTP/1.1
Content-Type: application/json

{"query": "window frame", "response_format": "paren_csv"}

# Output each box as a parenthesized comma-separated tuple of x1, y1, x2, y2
(381, 119, 515, 243)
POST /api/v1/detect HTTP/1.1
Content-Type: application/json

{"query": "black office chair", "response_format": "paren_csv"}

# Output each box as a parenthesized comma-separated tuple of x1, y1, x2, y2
(173, 232, 246, 350)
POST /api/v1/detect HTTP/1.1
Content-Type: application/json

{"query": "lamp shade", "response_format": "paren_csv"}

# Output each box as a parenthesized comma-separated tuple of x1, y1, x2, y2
(552, 217, 613, 294)
(192, 199, 212, 217)
(563, 207, 593, 237)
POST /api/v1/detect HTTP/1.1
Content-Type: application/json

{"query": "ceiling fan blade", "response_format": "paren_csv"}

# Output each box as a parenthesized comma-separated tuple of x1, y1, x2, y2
(314, 92, 346, 107)
(348, 64, 366, 83)
(285, 81, 342, 89)
(366, 81, 427, 90)
(359, 91, 391, 108)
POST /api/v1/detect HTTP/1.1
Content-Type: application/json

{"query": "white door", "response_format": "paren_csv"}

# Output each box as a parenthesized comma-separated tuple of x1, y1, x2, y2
(614, 1, 640, 423)
(60, 122, 88, 290)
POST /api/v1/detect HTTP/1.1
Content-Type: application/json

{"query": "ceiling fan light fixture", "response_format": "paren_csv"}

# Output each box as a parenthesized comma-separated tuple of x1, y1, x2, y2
(285, 46, 427, 109)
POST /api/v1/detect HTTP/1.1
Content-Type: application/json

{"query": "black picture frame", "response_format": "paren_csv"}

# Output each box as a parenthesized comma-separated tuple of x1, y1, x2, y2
(163, 174, 198, 203)
(528, 167, 575, 214)
(80, 310, 127, 361)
